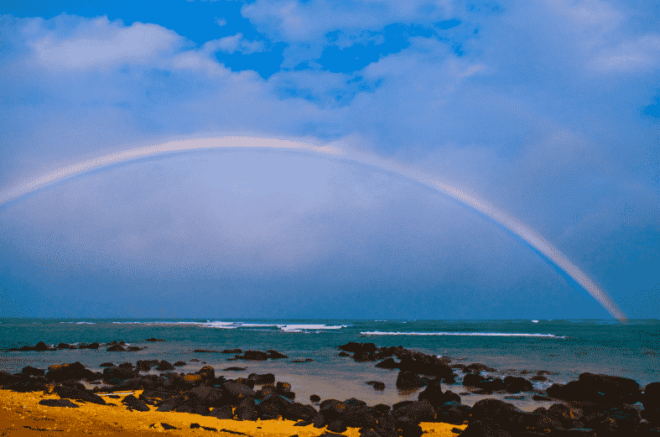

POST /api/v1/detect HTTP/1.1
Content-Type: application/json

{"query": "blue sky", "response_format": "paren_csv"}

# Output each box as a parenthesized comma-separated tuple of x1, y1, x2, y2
(0, 0, 658, 319)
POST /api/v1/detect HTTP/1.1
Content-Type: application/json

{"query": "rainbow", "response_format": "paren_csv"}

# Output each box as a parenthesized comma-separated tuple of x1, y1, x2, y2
(0, 136, 627, 322)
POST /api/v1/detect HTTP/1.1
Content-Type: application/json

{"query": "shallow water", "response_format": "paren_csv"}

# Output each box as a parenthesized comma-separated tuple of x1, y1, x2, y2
(1, 318, 658, 408)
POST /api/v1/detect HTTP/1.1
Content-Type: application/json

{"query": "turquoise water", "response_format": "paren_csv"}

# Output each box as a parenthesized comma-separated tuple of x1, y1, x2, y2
(1, 319, 658, 407)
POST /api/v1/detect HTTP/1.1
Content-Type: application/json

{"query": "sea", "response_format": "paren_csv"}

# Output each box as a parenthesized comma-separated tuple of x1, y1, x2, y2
(1, 319, 658, 411)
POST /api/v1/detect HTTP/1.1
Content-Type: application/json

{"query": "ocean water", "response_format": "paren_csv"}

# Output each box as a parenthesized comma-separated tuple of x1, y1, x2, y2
(1, 319, 658, 409)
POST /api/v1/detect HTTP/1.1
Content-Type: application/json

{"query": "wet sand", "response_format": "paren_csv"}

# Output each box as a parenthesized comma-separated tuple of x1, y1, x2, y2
(0, 389, 466, 437)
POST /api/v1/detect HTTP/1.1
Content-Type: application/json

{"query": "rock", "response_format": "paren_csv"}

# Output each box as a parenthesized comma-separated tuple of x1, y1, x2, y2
(320, 399, 347, 421)
(222, 349, 242, 354)
(173, 361, 186, 366)
(235, 397, 258, 420)
(224, 367, 247, 371)
(56, 343, 74, 349)
(193, 349, 220, 353)
(338, 352, 350, 357)
(209, 405, 234, 419)
(136, 360, 158, 372)
(46, 362, 99, 382)
(155, 360, 175, 371)
(3, 374, 49, 392)
(339, 342, 377, 354)
(224, 381, 256, 400)
(236, 377, 255, 389)
(9, 341, 54, 352)
(106, 344, 126, 352)
(371, 382, 386, 391)
(146, 338, 165, 342)
(327, 420, 348, 433)
(396, 371, 426, 390)
(100, 362, 114, 367)
(460, 419, 511, 437)
(547, 373, 642, 405)
(469, 399, 535, 434)
(503, 376, 533, 393)
(319, 433, 345, 437)
(80, 342, 100, 350)
(258, 394, 292, 419)
(267, 350, 288, 359)
(394, 417, 423, 437)
(462, 373, 486, 387)
(249, 373, 275, 385)
(54, 386, 106, 405)
(197, 365, 216, 380)
(161, 423, 177, 430)
(102, 366, 138, 385)
(394, 400, 435, 422)
(284, 403, 318, 421)
(39, 399, 79, 408)
(237, 350, 269, 361)
(375, 358, 399, 369)
(644, 382, 660, 409)
(122, 394, 150, 411)
(21, 366, 45, 377)
(464, 363, 496, 374)
(310, 394, 321, 402)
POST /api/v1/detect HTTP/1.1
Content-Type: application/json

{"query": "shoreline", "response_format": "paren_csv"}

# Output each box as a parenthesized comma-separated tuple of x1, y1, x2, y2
(1, 341, 658, 436)
(0, 389, 465, 437)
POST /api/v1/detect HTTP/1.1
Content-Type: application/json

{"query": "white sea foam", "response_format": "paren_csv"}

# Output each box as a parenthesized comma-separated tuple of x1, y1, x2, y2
(280, 324, 348, 332)
(361, 331, 565, 338)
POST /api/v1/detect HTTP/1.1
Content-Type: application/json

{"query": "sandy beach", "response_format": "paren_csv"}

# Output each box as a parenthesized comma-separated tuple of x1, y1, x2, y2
(0, 389, 465, 437)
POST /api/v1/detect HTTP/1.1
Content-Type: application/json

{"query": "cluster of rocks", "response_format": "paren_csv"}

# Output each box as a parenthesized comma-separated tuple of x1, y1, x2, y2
(6, 339, 153, 352)
(2, 343, 659, 437)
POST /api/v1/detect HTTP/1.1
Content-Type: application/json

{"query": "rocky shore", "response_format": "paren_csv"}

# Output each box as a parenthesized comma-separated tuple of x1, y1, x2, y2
(1, 341, 659, 436)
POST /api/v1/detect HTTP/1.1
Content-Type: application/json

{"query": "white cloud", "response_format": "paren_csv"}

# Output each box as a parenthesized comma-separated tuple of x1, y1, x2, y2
(591, 33, 660, 72)
(204, 33, 265, 54)
(29, 16, 183, 70)
(215, 17, 227, 26)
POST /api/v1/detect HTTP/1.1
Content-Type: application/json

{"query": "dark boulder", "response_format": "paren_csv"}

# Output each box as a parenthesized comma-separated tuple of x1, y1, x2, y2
(100, 362, 114, 367)
(393, 400, 434, 422)
(209, 405, 234, 419)
(102, 366, 138, 385)
(106, 344, 126, 352)
(462, 373, 486, 387)
(80, 342, 100, 350)
(39, 399, 80, 408)
(375, 358, 399, 369)
(46, 362, 99, 382)
(339, 342, 377, 354)
(22, 366, 45, 377)
(258, 394, 292, 419)
(196, 365, 216, 380)
(469, 399, 535, 434)
(310, 394, 321, 402)
(136, 360, 159, 372)
(320, 399, 347, 421)
(394, 417, 423, 437)
(461, 419, 511, 437)
(327, 420, 348, 433)
(338, 351, 350, 357)
(224, 381, 256, 400)
(146, 338, 165, 342)
(122, 394, 150, 412)
(237, 350, 269, 361)
(3, 374, 49, 392)
(222, 349, 242, 354)
(235, 397, 258, 421)
(396, 371, 426, 390)
(173, 361, 186, 366)
(644, 382, 660, 409)
(54, 385, 106, 405)
(155, 360, 175, 371)
(249, 373, 275, 385)
(267, 350, 288, 359)
(547, 373, 641, 405)
(464, 363, 496, 374)
(284, 403, 318, 421)
(503, 376, 533, 393)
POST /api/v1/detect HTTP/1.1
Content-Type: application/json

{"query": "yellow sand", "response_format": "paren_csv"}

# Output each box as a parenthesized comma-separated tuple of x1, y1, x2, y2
(0, 389, 466, 436)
